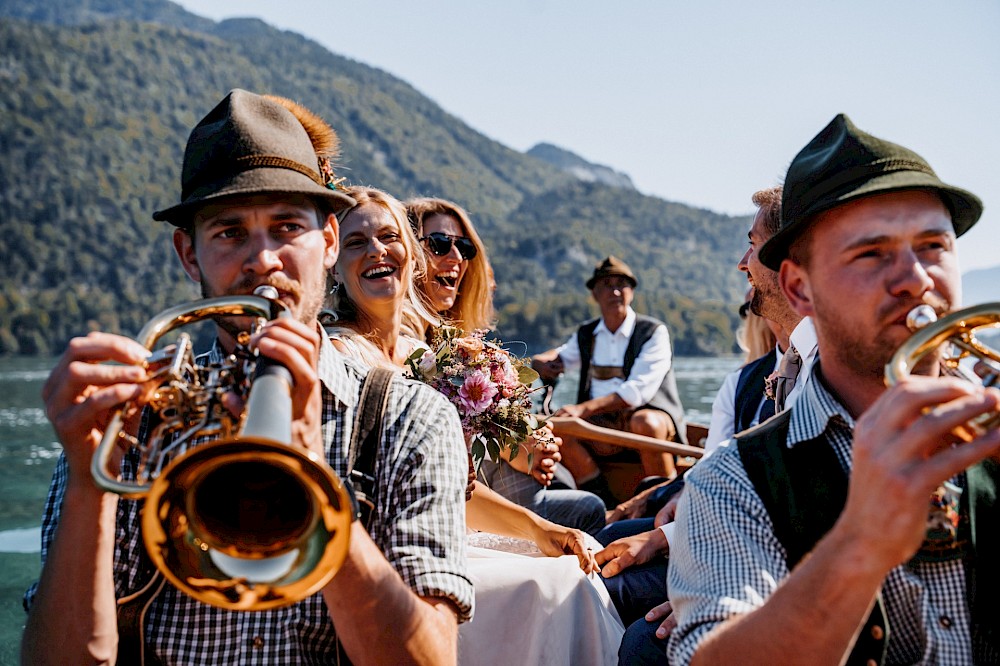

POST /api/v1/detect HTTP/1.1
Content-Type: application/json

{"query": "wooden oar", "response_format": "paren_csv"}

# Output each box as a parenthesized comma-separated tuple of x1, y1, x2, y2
(547, 416, 705, 459)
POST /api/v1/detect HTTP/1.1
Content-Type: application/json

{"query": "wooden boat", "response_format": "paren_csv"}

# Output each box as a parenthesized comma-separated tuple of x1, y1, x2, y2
(548, 416, 707, 501)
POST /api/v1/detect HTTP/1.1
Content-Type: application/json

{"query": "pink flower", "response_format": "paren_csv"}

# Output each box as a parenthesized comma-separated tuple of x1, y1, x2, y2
(458, 369, 498, 415)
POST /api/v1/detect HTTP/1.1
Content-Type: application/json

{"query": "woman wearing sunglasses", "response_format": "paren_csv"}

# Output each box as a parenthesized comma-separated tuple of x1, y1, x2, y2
(328, 188, 624, 665)
(406, 197, 495, 333)
(406, 198, 606, 536)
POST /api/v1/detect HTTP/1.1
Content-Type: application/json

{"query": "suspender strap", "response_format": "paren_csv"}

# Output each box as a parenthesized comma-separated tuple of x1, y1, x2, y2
(116, 569, 166, 666)
(348, 366, 395, 530)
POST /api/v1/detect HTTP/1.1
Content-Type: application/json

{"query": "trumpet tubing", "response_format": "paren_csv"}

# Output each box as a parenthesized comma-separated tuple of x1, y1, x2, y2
(886, 302, 1000, 438)
(91, 288, 354, 610)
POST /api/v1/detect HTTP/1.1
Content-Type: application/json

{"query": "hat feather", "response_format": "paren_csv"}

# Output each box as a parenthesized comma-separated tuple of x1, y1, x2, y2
(262, 94, 341, 159)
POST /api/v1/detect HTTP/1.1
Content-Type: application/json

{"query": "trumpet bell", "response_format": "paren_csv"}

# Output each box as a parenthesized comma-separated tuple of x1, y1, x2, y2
(143, 439, 354, 611)
(91, 288, 358, 611)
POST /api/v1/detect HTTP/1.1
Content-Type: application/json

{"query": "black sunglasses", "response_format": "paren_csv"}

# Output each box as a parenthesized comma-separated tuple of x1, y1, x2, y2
(421, 232, 478, 260)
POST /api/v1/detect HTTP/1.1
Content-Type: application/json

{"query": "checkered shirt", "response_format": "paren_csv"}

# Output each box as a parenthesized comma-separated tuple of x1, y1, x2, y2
(26, 335, 473, 664)
(668, 361, 977, 666)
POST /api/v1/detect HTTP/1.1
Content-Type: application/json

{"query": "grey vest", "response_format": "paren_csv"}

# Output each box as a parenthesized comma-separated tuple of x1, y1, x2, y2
(576, 314, 687, 444)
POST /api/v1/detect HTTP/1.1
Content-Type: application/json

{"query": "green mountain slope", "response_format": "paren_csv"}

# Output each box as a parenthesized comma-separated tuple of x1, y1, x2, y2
(0, 1, 749, 356)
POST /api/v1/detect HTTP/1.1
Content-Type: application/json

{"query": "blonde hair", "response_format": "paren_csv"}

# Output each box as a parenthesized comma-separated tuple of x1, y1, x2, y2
(736, 308, 778, 363)
(329, 186, 439, 343)
(405, 197, 496, 334)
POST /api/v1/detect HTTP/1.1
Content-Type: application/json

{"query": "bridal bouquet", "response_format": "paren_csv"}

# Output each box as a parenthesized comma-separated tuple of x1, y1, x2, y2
(406, 326, 543, 471)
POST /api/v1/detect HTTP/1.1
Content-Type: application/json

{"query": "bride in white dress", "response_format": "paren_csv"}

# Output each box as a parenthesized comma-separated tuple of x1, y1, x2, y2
(326, 186, 624, 665)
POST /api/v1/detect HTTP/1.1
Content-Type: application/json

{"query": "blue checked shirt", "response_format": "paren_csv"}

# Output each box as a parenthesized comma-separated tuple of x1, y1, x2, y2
(26, 334, 473, 664)
(668, 362, 975, 666)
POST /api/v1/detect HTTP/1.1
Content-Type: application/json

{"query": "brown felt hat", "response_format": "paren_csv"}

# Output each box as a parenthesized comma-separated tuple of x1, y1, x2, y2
(586, 256, 638, 290)
(758, 114, 983, 270)
(153, 89, 355, 225)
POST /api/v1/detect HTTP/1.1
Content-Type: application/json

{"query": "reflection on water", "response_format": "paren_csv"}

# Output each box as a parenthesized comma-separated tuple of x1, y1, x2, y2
(0, 355, 740, 548)
(0, 527, 41, 553)
(0, 358, 61, 538)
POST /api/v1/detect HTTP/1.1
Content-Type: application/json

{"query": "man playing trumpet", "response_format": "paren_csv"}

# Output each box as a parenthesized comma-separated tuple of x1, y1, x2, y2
(668, 114, 1000, 665)
(22, 90, 472, 665)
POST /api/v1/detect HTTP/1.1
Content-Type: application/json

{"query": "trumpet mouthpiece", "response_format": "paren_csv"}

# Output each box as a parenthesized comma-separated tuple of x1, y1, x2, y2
(906, 305, 938, 331)
(254, 285, 280, 300)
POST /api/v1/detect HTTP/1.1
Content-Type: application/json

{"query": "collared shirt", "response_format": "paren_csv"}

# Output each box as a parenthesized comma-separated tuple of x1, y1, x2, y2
(26, 334, 473, 664)
(668, 361, 973, 666)
(782, 316, 818, 409)
(703, 347, 781, 455)
(555, 307, 673, 408)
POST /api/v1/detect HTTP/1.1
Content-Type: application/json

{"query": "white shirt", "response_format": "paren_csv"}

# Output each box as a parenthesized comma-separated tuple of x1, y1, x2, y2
(783, 316, 818, 409)
(666, 318, 818, 547)
(703, 348, 781, 455)
(555, 307, 673, 408)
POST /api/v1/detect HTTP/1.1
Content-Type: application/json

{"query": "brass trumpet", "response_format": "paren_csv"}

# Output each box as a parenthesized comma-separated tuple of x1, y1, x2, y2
(885, 302, 1000, 436)
(91, 287, 354, 611)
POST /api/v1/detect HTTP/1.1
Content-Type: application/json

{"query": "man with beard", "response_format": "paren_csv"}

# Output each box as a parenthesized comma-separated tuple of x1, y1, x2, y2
(668, 114, 1000, 664)
(22, 90, 472, 664)
(704, 185, 819, 453)
(605, 186, 817, 665)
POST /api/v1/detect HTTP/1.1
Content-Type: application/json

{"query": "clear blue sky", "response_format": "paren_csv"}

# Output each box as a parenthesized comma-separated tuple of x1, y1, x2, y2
(175, 0, 1000, 273)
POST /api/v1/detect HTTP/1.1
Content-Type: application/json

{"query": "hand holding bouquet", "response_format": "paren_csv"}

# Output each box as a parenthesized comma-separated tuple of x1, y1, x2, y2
(406, 326, 543, 471)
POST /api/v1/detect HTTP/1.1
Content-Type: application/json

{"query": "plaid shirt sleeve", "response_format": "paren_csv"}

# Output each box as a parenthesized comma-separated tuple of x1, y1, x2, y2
(368, 379, 474, 622)
(666, 439, 790, 665)
(22, 454, 68, 612)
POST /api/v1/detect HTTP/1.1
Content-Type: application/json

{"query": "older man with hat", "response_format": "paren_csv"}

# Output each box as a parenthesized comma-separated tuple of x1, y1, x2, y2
(23, 90, 473, 664)
(534, 256, 687, 506)
(667, 114, 1000, 665)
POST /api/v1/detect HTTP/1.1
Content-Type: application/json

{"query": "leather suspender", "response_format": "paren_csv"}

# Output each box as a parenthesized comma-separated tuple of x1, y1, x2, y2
(348, 367, 395, 529)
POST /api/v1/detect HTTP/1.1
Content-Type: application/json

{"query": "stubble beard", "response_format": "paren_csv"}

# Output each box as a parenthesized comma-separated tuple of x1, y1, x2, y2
(812, 292, 952, 384)
(749, 271, 782, 321)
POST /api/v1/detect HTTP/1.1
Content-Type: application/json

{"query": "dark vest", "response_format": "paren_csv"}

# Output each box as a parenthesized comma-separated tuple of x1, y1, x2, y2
(734, 349, 777, 433)
(576, 315, 687, 444)
(737, 411, 1000, 665)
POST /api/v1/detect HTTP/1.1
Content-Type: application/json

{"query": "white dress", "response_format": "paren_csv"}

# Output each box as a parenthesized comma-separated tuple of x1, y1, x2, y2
(329, 330, 626, 664)
(459, 533, 625, 666)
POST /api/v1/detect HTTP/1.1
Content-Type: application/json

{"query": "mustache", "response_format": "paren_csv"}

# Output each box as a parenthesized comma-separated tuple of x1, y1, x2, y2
(238, 274, 303, 300)
(879, 292, 952, 325)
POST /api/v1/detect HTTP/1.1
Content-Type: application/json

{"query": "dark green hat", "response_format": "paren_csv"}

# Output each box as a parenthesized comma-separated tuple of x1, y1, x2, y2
(153, 89, 355, 225)
(758, 114, 983, 271)
(586, 256, 638, 290)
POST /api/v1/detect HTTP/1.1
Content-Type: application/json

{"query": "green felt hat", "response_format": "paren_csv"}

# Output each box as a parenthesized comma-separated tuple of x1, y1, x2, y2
(758, 114, 983, 270)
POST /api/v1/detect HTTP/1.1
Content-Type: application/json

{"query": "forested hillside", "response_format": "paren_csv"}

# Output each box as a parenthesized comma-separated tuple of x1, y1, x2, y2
(0, 0, 750, 356)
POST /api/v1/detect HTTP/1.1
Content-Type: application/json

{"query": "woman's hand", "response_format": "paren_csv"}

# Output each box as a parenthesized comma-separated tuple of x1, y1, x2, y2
(529, 520, 597, 574)
(528, 426, 561, 486)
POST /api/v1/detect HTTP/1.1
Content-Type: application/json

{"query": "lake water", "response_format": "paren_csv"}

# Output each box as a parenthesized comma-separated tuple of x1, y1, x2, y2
(0, 354, 740, 659)
(0, 354, 739, 548)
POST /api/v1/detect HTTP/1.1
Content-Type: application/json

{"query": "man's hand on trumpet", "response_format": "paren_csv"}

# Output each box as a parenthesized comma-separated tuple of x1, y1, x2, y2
(837, 375, 1000, 573)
